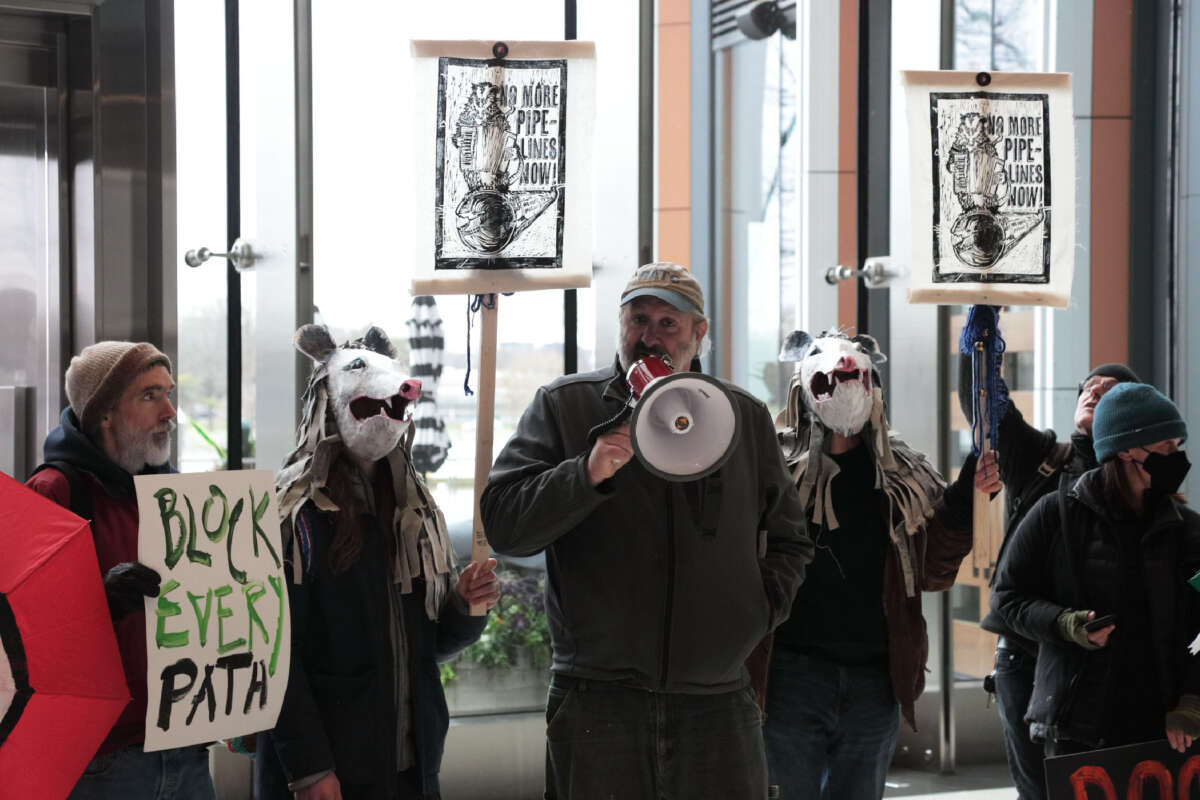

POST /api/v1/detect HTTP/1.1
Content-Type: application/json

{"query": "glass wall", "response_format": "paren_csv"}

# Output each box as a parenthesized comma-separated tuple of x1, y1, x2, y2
(945, 0, 1089, 690)
(713, 32, 801, 417)
(309, 0, 565, 716)
(174, 2, 231, 473)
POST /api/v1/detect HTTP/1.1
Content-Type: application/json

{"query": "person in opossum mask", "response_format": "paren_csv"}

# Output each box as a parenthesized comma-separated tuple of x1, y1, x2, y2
(482, 263, 814, 800)
(763, 330, 1000, 800)
(255, 325, 500, 800)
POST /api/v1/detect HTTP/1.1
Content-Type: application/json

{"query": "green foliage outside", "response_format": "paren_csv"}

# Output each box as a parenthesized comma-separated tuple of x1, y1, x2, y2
(440, 571, 550, 686)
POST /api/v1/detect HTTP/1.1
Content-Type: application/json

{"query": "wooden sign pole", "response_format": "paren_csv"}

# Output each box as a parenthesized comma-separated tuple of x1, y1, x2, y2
(972, 345, 996, 546)
(470, 295, 499, 616)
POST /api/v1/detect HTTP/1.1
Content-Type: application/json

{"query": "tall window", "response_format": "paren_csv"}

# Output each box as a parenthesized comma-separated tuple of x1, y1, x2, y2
(714, 32, 801, 416)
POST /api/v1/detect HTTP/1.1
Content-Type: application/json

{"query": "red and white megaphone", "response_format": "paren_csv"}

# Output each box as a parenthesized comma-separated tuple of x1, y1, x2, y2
(625, 356, 739, 481)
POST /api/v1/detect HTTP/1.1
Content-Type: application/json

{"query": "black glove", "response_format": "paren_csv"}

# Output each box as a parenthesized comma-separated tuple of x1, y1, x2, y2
(103, 562, 161, 621)
(942, 451, 978, 511)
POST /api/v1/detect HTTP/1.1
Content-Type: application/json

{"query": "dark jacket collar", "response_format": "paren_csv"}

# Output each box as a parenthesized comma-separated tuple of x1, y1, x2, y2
(42, 408, 174, 497)
(1069, 465, 1184, 530)
(1070, 430, 1098, 470)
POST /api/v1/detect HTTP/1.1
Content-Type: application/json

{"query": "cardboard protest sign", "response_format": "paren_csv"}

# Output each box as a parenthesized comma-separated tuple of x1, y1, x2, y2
(902, 71, 1075, 307)
(1045, 739, 1200, 799)
(411, 40, 595, 295)
(136, 471, 290, 752)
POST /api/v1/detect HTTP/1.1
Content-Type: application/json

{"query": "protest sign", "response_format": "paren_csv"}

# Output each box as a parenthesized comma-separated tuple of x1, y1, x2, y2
(136, 470, 290, 752)
(411, 39, 596, 295)
(1045, 739, 1200, 799)
(902, 70, 1075, 307)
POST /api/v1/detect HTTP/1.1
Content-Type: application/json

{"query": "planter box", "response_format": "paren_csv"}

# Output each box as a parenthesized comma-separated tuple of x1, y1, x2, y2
(444, 650, 550, 716)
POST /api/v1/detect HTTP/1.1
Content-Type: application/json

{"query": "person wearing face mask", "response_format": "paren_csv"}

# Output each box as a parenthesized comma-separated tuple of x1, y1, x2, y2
(993, 383, 1200, 757)
(960, 361, 1139, 800)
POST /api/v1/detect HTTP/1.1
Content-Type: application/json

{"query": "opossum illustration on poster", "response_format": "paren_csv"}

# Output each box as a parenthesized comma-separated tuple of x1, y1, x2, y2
(435, 57, 566, 269)
(932, 92, 1050, 282)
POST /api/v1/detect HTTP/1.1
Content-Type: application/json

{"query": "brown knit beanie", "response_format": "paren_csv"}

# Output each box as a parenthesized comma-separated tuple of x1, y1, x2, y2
(65, 341, 172, 433)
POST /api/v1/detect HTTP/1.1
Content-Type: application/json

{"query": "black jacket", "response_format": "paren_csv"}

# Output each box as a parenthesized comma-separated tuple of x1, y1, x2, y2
(255, 503, 485, 799)
(480, 359, 813, 694)
(979, 401, 1097, 649)
(992, 469, 1200, 746)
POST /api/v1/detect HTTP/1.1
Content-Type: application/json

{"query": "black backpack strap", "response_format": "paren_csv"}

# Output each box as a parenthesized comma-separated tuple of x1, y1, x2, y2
(30, 461, 94, 524)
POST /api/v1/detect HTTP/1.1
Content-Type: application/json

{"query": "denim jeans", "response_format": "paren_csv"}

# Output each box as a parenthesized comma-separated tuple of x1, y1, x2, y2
(544, 674, 768, 799)
(994, 643, 1046, 800)
(68, 743, 216, 800)
(763, 648, 900, 800)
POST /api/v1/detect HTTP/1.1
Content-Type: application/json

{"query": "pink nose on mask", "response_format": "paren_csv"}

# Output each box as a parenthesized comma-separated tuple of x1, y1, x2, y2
(835, 356, 857, 371)
(400, 379, 422, 401)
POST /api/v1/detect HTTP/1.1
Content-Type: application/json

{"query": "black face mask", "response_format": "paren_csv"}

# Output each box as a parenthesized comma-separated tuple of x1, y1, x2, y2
(1141, 450, 1191, 497)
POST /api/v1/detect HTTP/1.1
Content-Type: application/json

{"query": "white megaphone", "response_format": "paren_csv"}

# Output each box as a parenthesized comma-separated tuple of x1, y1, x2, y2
(625, 356, 740, 481)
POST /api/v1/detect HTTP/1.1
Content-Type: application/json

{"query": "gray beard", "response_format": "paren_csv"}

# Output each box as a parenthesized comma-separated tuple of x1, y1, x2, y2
(113, 421, 174, 474)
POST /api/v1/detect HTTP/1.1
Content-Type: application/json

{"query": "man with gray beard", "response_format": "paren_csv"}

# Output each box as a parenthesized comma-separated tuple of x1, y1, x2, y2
(25, 341, 215, 800)
(483, 263, 812, 799)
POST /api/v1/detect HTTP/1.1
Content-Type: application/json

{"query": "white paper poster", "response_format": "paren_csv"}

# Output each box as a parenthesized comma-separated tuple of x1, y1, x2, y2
(136, 470, 290, 752)
(412, 40, 595, 295)
(903, 71, 1075, 307)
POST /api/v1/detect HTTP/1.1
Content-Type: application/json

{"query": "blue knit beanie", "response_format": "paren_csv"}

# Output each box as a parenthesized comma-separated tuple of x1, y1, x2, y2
(1092, 383, 1188, 463)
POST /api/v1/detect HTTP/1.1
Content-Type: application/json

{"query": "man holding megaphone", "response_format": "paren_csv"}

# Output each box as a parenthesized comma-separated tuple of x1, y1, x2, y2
(482, 262, 814, 800)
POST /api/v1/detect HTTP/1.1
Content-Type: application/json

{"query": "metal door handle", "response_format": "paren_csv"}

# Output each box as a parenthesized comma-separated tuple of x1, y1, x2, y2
(824, 256, 904, 288)
(185, 238, 257, 272)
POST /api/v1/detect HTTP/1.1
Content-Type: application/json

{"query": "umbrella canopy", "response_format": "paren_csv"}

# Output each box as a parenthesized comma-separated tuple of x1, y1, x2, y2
(407, 295, 451, 474)
(0, 471, 129, 799)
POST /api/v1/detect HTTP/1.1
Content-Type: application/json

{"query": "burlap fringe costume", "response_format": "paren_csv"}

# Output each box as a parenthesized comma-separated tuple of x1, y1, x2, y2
(275, 357, 455, 621)
(777, 376, 946, 598)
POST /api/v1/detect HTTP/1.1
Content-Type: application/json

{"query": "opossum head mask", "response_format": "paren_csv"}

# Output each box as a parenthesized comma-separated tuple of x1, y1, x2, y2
(294, 324, 422, 464)
(779, 330, 886, 436)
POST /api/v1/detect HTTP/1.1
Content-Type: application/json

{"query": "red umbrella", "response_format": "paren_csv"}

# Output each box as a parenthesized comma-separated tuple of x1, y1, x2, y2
(0, 471, 129, 799)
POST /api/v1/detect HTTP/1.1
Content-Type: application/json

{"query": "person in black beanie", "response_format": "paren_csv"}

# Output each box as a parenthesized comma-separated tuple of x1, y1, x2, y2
(993, 382, 1200, 756)
(959, 359, 1139, 799)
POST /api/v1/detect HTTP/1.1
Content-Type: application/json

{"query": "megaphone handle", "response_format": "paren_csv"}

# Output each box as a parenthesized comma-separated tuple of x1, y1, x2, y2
(586, 404, 633, 449)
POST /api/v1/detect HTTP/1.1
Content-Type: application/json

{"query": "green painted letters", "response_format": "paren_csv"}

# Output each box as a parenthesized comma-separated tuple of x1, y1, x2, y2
(155, 579, 188, 648)
(201, 485, 230, 543)
(154, 489, 187, 569)
(186, 588, 214, 647)
(214, 584, 247, 654)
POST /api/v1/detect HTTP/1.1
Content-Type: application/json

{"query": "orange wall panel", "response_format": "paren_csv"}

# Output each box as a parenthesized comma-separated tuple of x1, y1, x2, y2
(656, 209, 691, 267)
(837, 0, 858, 331)
(1089, 119, 1131, 366)
(657, 21, 691, 213)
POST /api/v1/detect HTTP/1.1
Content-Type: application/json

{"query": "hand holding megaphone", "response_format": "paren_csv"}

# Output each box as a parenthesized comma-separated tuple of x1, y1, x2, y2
(587, 355, 739, 484)
(587, 422, 633, 486)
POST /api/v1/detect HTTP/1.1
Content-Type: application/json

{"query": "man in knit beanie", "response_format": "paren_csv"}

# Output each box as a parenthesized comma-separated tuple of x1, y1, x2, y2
(26, 341, 215, 799)
(959, 357, 1140, 800)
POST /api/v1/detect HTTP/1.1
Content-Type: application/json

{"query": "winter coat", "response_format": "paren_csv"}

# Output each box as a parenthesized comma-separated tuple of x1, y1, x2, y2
(480, 358, 813, 694)
(992, 468, 1200, 746)
(24, 408, 173, 755)
(980, 401, 1098, 651)
(256, 503, 485, 799)
(862, 456, 973, 732)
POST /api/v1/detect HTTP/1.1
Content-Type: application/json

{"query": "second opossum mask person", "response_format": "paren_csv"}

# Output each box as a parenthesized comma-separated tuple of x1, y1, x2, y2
(294, 324, 423, 463)
(780, 329, 886, 436)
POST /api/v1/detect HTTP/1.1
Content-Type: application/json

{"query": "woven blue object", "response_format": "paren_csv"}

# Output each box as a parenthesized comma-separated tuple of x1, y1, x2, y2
(959, 305, 1009, 455)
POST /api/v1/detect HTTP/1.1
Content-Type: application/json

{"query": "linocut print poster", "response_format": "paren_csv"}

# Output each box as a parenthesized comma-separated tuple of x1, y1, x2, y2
(411, 40, 595, 295)
(435, 57, 567, 269)
(931, 92, 1050, 283)
(903, 71, 1074, 308)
